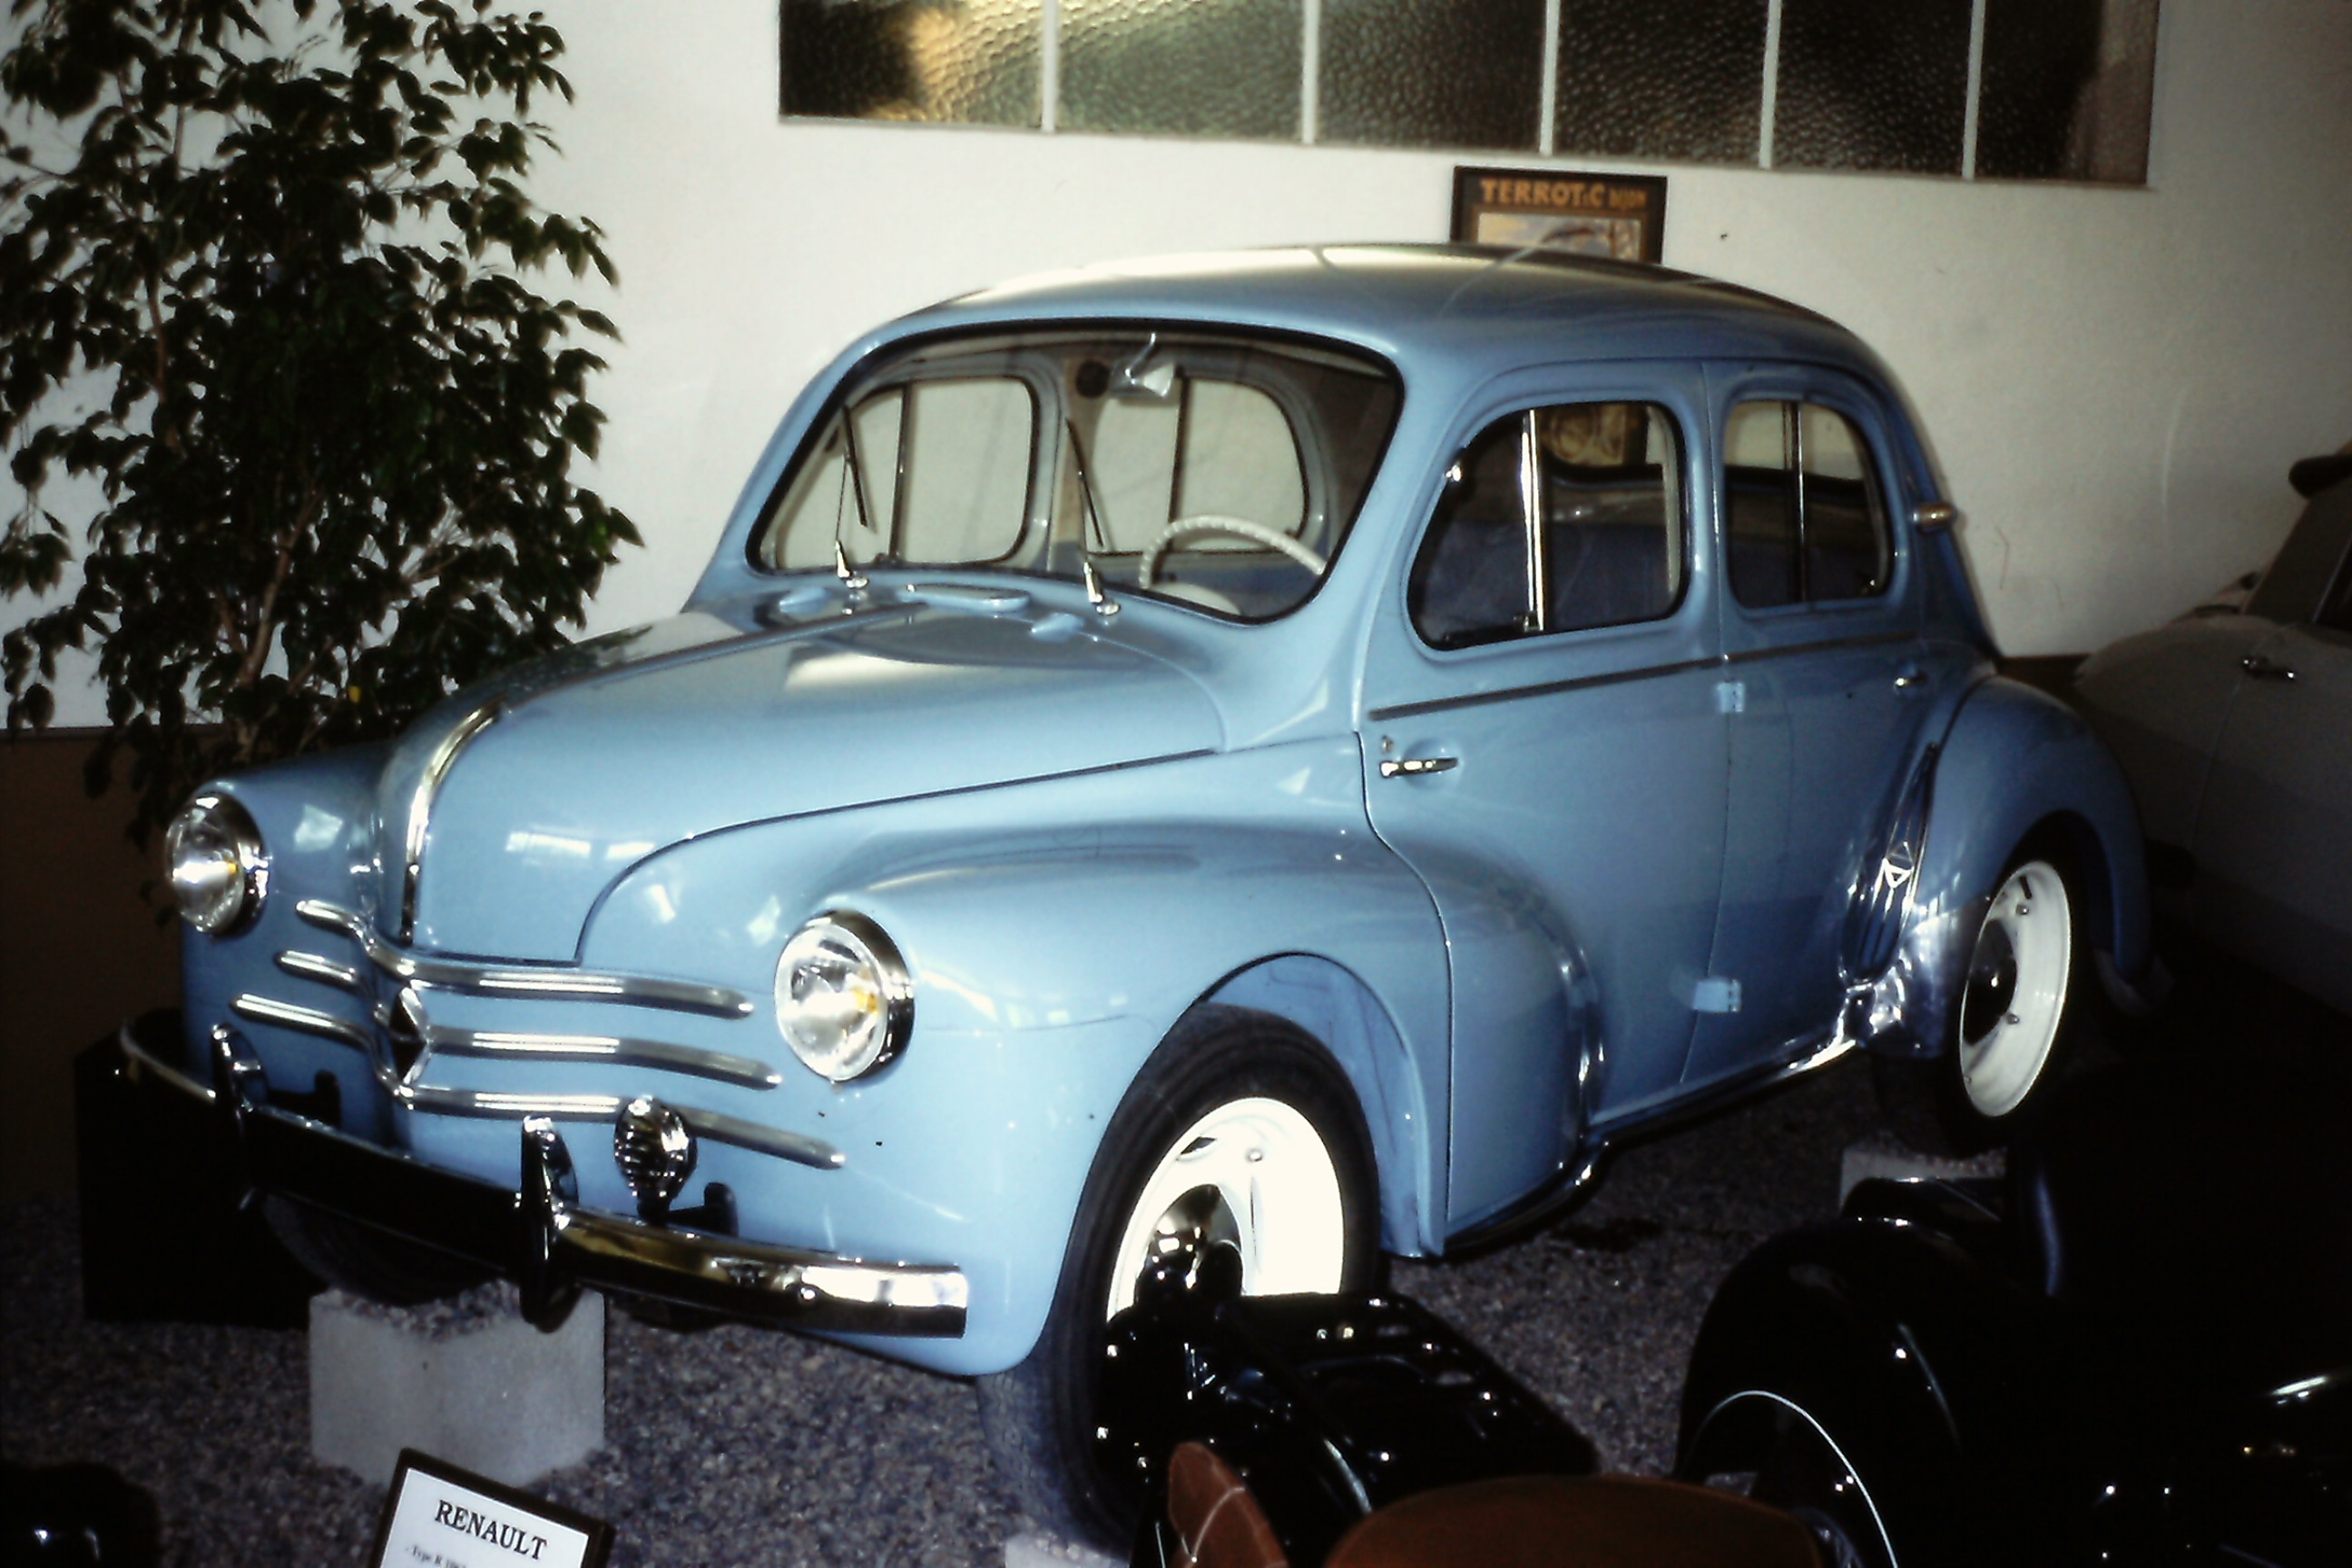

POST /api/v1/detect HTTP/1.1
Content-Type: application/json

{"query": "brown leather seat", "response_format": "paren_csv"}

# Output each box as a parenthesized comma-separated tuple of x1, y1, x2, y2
(1323, 1475, 1818, 1568)
(1166, 1441, 1289, 1568)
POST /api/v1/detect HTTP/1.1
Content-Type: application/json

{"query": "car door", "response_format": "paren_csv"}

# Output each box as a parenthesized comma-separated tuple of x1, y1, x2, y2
(2191, 479, 2352, 1014)
(1360, 368, 1727, 1233)
(1681, 367, 1933, 1088)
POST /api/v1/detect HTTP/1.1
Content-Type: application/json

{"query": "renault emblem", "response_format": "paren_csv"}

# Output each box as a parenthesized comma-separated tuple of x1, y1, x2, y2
(379, 985, 431, 1083)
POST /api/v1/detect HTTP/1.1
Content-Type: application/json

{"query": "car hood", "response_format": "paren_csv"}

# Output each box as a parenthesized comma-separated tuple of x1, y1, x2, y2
(379, 600, 1226, 960)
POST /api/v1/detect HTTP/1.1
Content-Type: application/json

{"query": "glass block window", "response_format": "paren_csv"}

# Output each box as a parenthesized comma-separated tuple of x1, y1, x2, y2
(780, 0, 2159, 185)
(1773, 0, 1974, 176)
(780, 0, 1042, 127)
(1320, 0, 1545, 152)
(1553, 0, 1769, 166)
(1060, 0, 1302, 139)
(1977, 0, 2159, 182)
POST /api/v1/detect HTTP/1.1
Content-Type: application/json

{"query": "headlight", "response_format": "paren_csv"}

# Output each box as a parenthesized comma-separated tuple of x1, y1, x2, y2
(773, 910, 914, 1083)
(166, 791, 269, 935)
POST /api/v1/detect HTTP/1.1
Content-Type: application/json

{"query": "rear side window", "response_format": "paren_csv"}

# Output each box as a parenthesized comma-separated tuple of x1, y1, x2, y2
(1410, 402, 1685, 649)
(1724, 400, 1892, 609)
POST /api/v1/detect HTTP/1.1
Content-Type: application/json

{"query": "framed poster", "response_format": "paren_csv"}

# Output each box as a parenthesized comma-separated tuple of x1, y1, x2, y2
(370, 1450, 613, 1568)
(1450, 168, 1668, 263)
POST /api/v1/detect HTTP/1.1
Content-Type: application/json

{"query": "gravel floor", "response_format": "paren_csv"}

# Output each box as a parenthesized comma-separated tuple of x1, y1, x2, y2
(1, 1055, 1879, 1568)
(15, 930, 2341, 1568)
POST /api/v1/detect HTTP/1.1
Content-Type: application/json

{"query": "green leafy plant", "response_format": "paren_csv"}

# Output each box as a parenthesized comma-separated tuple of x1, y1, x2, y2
(0, 0, 637, 839)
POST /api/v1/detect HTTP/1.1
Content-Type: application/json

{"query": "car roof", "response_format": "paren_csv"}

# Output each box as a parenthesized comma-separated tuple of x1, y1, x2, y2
(906, 244, 1878, 378)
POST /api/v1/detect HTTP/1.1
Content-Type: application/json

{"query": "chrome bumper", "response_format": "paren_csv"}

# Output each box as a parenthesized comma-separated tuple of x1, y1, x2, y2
(119, 1016, 967, 1338)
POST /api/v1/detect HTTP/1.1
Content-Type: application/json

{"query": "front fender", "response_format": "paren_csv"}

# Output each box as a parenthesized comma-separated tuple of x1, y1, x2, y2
(1866, 678, 2150, 1060)
(577, 739, 1448, 1371)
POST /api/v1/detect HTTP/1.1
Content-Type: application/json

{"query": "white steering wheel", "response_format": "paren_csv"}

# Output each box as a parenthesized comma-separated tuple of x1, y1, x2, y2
(1137, 514, 1328, 590)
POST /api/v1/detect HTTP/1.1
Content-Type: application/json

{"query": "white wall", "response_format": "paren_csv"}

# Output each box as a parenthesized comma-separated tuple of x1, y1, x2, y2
(11, 1, 2351, 721)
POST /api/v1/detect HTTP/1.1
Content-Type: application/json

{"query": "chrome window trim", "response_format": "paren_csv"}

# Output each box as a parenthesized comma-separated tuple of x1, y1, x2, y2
(398, 701, 503, 943)
(425, 1026, 782, 1090)
(296, 900, 756, 1019)
(275, 950, 364, 994)
(230, 994, 372, 1054)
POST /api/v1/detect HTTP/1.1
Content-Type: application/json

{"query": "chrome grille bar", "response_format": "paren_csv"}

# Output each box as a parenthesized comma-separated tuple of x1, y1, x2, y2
(425, 1027, 782, 1090)
(296, 900, 754, 1018)
(400, 1083, 842, 1170)
(230, 995, 371, 1053)
(275, 950, 364, 994)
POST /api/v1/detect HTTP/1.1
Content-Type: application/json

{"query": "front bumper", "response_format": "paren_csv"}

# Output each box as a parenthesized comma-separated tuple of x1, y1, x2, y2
(120, 1014, 967, 1337)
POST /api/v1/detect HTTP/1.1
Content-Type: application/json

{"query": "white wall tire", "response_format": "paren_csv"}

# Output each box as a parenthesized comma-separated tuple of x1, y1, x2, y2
(1102, 1095, 1348, 1320)
(975, 1006, 1379, 1550)
(1955, 859, 2074, 1120)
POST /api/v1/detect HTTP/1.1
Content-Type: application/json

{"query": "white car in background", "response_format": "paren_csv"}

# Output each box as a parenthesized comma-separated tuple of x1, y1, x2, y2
(2073, 452, 2352, 1014)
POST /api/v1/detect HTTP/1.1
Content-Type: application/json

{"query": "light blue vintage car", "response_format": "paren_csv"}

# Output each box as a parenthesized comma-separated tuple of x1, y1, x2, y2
(132, 245, 2151, 1538)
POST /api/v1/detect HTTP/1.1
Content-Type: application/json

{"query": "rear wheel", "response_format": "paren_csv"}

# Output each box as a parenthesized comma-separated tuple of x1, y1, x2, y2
(1877, 843, 2087, 1154)
(264, 1197, 493, 1307)
(976, 1006, 1381, 1550)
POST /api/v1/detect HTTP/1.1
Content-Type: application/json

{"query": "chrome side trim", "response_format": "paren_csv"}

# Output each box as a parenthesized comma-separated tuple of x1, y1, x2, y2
(399, 1082, 844, 1171)
(276, 950, 365, 994)
(118, 1021, 217, 1105)
(1367, 656, 1718, 722)
(230, 994, 373, 1054)
(1718, 630, 1916, 666)
(426, 1027, 782, 1090)
(296, 900, 756, 1019)
(399, 701, 503, 943)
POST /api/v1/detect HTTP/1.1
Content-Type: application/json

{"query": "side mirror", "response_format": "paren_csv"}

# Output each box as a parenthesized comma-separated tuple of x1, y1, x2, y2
(1910, 501, 1959, 532)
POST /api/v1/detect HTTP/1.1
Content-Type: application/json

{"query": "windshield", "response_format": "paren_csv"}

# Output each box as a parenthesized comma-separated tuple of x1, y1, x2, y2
(753, 328, 1400, 621)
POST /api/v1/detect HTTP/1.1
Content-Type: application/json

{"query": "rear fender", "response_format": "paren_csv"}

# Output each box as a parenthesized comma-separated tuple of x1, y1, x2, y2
(1861, 678, 2150, 1060)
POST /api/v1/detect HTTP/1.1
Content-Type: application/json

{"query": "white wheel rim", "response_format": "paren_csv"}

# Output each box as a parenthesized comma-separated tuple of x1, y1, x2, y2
(1955, 860, 2073, 1118)
(1103, 1095, 1347, 1320)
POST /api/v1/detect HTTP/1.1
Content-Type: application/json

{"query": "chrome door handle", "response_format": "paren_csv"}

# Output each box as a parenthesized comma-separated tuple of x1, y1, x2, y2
(1379, 755, 1458, 779)
(1892, 667, 1928, 691)
(2241, 654, 2298, 681)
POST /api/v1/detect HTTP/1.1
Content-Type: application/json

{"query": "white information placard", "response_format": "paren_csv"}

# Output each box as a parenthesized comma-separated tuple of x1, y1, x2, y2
(371, 1450, 612, 1568)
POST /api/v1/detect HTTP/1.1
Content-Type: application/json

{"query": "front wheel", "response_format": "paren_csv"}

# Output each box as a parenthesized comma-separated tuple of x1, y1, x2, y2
(1877, 846, 2087, 1154)
(976, 1006, 1381, 1550)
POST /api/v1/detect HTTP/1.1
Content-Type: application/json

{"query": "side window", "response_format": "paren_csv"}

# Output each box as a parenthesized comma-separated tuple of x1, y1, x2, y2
(1409, 401, 1684, 649)
(1724, 399, 1892, 610)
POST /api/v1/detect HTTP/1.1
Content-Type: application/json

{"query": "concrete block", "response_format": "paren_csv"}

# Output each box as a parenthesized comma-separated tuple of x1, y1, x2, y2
(1004, 1530, 1123, 1568)
(1838, 1133, 2004, 1205)
(310, 1281, 604, 1488)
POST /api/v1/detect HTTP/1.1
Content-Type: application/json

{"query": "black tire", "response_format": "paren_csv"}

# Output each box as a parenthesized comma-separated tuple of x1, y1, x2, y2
(263, 1196, 495, 1307)
(975, 1005, 1382, 1550)
(1877, 838, 2091, 1155)
(1748, 1405, 1898, 1568)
